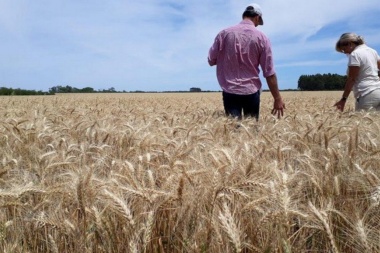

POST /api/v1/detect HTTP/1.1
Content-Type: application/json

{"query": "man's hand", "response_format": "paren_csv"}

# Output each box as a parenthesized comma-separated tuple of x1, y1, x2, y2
(271, 97, 285, 118)
(265, 74, 285, 119)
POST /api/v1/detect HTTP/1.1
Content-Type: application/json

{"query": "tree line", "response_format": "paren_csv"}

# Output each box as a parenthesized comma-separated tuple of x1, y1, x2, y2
(0, 86, 119, 95)
(298, 73, 347, 91)
(0, 87, 52, 95)
(0, 85, 212, 95)
(48, 85, 117, 93)
(0, 73, 348, 95)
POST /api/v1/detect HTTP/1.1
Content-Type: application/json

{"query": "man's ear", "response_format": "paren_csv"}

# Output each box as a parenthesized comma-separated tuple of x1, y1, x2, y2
(253, 16, 260, 26)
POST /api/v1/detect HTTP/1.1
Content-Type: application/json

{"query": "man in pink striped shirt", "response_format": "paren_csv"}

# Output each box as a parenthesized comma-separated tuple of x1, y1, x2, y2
(208, 3, 285, 120)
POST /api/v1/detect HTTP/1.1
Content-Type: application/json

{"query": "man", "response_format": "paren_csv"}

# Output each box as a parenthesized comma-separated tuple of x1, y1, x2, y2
(208, 3, 285, 120)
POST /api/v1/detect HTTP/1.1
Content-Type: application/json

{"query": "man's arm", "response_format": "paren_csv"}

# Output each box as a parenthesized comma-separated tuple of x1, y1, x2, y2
(266, 74, 285, 118)
(208, 35, 220, 66)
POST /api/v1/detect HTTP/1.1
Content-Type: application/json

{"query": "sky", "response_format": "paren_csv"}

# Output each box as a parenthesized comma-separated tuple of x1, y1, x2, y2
(1, 0, 380, 92)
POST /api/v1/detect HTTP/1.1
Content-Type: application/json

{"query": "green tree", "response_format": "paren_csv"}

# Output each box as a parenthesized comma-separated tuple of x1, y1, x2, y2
(80, 87, 95, 93)
(298, 73, 346, 91)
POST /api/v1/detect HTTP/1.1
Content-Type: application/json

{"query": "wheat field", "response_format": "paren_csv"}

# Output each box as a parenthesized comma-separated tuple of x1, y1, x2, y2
(1, 91, 380, 253)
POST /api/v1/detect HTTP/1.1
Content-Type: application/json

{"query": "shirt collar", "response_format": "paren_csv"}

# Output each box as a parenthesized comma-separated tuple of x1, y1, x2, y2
(353, 44, 365, 52)
(240, 19, 255, 25)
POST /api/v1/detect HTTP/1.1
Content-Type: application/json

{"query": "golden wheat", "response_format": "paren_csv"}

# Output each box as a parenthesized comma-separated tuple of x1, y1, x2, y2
(0, 91, 380, 252)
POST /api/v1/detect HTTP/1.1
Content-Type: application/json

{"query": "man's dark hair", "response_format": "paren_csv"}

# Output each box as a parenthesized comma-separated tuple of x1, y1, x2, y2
(242, 6, 259, 18)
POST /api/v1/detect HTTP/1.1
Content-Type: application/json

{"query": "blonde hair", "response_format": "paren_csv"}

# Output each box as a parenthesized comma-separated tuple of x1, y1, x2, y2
(335, 33, 365, 52)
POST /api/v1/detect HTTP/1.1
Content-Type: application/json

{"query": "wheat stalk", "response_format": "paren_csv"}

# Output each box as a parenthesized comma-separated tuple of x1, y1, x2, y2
(218, 202, 242, 253)
(309, 202, 340, 253)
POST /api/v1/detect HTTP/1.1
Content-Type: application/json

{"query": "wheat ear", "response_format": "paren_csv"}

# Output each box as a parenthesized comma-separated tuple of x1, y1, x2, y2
(309, 202, 340, 253)
(218, 202, 242, 253)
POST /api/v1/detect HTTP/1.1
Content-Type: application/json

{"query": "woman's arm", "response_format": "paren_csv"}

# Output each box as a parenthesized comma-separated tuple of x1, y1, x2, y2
(334, 66, 360, 111)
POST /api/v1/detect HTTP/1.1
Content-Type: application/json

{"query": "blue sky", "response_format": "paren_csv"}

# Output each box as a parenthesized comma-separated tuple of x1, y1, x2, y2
(1, 0, 380, 92)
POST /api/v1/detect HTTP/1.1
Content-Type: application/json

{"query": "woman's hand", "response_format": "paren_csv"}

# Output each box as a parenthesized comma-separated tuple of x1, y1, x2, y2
(334, 99, 346, 112)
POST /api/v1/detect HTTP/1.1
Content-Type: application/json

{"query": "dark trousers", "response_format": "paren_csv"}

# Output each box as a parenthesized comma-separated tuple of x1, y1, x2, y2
(222, 91, 260, 120)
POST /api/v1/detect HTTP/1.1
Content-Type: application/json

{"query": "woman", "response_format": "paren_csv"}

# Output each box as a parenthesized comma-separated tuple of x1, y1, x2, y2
(334, 33, 380, 112)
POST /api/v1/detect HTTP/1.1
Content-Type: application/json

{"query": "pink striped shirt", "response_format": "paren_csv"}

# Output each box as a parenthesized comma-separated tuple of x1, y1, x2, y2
(208, 20, 275, 95)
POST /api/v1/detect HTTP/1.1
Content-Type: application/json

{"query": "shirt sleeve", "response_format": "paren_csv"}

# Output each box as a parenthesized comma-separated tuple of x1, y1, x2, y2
(259, 35, 276, 78)
(208, 34, 221, 66)
(348, 52, 360, 66)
